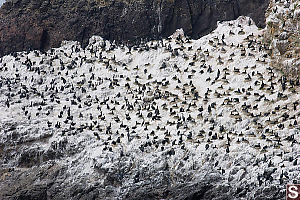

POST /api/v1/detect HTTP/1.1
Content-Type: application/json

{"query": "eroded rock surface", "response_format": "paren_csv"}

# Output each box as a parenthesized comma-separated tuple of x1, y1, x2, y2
(264, 0, 300, 78)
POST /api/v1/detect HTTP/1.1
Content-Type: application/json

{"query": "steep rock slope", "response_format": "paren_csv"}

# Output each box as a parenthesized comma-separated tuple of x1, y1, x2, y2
(0, 16, 299, 199)
(0, 0, 270, 56)
(264, 0, 300, 78)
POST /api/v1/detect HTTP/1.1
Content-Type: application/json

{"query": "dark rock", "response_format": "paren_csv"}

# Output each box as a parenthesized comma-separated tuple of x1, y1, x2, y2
(16, 185, 48, 200)
(0, 0, 270, 57)
(18, 149, 43, 168)
(276, 40, 290, 55)
(254, 185, 285, 200)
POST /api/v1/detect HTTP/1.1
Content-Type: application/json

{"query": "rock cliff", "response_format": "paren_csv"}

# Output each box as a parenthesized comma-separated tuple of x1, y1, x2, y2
(0, 16, 294, 200)
(264, 0, 300, 78)
(0, 0, 269, 56)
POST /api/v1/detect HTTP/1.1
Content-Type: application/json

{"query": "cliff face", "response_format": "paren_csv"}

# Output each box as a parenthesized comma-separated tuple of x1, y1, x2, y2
(264, 0, 300, 78)
(0, 16, 291, 200)
(0, 0, 269, 56)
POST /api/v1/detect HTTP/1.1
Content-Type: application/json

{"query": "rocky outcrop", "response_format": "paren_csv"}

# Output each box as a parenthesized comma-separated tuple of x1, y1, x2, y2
(0, 16, 291, 199)
(0, 0, 269, 56)
(264, 0, 300, 78)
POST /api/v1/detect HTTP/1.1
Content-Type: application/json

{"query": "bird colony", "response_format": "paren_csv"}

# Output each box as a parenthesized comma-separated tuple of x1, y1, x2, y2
(265, 0, 300, 77)
(0, 16, 300, 199)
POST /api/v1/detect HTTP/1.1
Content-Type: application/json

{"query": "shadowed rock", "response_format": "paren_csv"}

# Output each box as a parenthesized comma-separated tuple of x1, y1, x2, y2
(0, 0, 269, 56)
